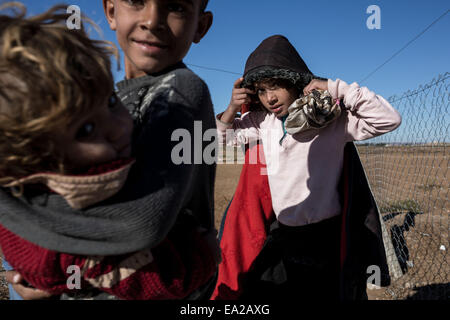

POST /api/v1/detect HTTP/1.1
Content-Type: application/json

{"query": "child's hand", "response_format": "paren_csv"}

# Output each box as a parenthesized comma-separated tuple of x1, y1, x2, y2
(4, 271, 54, 300)
(303, 79, 329, 96)
(228, 78, 255, 112)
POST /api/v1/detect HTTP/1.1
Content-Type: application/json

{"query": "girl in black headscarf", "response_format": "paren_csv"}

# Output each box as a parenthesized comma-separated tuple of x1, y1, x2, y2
(212, 35, 401, 300)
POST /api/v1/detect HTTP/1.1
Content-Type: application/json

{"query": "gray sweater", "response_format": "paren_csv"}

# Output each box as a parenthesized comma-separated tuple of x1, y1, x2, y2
(0, 63, 217, 255)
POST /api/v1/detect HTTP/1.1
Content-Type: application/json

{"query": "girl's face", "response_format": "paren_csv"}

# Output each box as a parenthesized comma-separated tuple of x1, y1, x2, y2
(55, 93, 134, 172)
(255, 80, 299, 118)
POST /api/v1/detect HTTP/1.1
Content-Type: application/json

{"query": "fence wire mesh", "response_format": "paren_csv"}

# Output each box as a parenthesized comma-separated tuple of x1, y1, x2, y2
(356, 72, 449, 300)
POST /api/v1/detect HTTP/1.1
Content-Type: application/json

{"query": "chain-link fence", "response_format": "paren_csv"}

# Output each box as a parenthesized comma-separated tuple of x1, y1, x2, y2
(356, 72, 449, 300)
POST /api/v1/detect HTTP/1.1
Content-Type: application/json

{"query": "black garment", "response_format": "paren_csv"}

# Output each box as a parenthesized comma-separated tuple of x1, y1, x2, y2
(240, 215, 342, 301)
(339, 143, 391, 299)
(241, 35, 326, 92)
(244, 35, 312, 76)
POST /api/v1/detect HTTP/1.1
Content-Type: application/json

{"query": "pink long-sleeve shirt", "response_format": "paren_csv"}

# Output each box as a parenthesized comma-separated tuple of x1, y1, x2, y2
(216, 79, 402, 226)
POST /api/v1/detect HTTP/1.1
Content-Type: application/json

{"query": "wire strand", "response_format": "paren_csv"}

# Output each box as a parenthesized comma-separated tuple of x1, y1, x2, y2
(359, 9, 449, 84)
(186, 63, 241, 76)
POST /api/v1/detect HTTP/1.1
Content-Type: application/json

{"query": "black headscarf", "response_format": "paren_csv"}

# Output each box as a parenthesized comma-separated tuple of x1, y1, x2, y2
(242, 35, 321, 90)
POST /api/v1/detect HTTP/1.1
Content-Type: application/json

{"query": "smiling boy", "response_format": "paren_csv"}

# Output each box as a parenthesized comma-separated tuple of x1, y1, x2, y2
(101, 0, 216, 240)
(103, 0, 212, 78)
(104, 0, 218, 299)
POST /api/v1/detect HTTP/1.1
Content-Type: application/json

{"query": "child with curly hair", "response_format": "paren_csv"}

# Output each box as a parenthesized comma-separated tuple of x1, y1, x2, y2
(0, 2, 218, 300)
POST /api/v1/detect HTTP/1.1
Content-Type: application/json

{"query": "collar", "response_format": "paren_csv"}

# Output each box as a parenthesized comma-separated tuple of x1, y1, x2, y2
(116, 61, 186, 93)
(2, 159, 135, 210)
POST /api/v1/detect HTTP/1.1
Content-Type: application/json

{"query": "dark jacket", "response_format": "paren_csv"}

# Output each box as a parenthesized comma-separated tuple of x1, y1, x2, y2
(339, 142, 391, 298)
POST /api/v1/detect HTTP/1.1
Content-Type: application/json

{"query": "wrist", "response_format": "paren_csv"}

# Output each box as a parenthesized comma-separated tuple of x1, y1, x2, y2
(216, 112, 233, 127)
(228, 104, 241, 114)
(327, 79, 343, 100)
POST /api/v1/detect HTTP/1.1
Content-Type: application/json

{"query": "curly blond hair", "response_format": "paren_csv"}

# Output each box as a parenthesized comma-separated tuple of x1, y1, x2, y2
(0, 2, 119, 184)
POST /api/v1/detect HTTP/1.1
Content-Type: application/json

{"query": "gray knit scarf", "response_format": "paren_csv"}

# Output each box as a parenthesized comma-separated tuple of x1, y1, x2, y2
(0, 65, 215, 256)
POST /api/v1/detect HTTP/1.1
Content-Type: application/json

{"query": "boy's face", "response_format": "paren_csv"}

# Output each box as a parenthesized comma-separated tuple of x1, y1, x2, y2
(103, 0, 213, 78)
(55, 93, 134, 172)
(255, 80, 299, 118)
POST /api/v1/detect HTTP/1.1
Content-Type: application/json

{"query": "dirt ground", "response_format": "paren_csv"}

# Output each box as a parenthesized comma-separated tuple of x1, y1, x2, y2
(0, 258, 9, 300)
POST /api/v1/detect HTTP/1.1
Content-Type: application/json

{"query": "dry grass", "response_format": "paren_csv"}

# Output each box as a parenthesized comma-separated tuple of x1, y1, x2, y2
(214, 163, 243, 229)
(0, 258, 9, 300)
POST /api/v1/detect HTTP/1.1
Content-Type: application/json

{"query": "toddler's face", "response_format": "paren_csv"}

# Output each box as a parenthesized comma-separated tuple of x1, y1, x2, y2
(104, 0, 212, 78)
(55, 93, 133, 172)
(255, 81, 299, 118)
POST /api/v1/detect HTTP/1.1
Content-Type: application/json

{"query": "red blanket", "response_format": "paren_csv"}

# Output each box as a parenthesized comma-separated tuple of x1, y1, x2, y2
(211, 143, 276, 300)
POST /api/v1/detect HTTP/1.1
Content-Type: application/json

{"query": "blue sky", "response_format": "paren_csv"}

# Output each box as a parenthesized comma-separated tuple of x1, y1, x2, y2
(5, 0, 450, 142)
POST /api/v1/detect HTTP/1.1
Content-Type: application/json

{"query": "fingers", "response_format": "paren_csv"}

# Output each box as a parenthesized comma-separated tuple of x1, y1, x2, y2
(233, 89, 254, 103)
(303, 81, 315, 96)
(230, 78, 255, 111)
(230, 92, 252, 109)
(244, 88, 256, 95)
(5, 271, 53, 300)
(303, 79, 329, 95)
(233, 78, 254, 93)
(12, 283, 54, 300)
(234, 77, 244, 89)
(234, 93, 251, 101)
(234, 87, 254, 95)
(5, 270, 22, 285)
